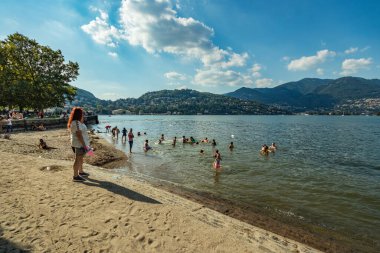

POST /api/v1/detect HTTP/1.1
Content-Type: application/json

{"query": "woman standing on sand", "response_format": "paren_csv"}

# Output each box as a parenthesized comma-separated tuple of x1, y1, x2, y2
(68, 107, 90, 182)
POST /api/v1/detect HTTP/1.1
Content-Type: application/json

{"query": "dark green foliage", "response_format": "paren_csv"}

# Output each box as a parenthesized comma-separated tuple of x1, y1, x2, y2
(0, 33, 79, 110)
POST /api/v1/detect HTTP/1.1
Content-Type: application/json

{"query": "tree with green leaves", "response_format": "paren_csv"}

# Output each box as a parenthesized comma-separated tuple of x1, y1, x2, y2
(0, 33, 79, 111)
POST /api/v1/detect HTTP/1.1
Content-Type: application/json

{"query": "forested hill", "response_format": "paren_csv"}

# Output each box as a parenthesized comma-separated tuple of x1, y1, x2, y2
(72, 89, 288, 115)
(225, 77, 380, 113)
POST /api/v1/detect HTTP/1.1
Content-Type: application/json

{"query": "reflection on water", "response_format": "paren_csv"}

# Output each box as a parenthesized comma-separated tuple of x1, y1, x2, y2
(97, 115, 380, 244)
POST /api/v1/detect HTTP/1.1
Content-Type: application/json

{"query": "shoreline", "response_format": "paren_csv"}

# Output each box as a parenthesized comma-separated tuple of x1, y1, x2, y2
(149, 180, 376, 253)
(0, 128, 373, 252)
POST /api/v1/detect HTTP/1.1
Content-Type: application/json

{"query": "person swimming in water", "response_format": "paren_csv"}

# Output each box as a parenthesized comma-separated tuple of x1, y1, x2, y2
(190, 136, 196, 143)
(211, 139, 217, 147)
(200, 149, 204, 154)
(229, 141, 234, 150)
(160, 134, 165, 141)
(144, 140, 152, 152)
(261, 144, 269, 155)
(213, 149, 222, 169)
(201, 137, 209, 143)
(269, 142, 277, 151)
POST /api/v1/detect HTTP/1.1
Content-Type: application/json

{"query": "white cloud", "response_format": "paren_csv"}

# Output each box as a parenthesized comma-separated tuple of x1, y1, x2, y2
(316, 68, 324, 75)
(344, 47, 358, 54)
(194, 68, 253, 87)
(108, 52, 118, 58)
(255, 78, 274, 88)
(119, 0, 250, 69)
(251, 63, 262, 72)
(98, 92, 123, 100)
(83, 0, 251, 88)
(250, 63, 262, 78)
(281, 56, 290, 62)
(164, 71, 187, 81)
(287, 49, 336, 71)
(360, 46, 370, 52)
(340, 58, 372, 75)
(81, 9, 120, 47)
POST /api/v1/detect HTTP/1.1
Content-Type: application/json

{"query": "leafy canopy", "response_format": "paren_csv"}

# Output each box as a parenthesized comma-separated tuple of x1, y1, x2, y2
(0, 33, 79, 110)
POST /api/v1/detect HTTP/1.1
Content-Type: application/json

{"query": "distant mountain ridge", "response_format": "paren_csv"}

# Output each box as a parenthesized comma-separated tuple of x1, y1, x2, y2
(71, 76, 380, 115)
(225, 77, 380, 112)
(72, 88, 287, 115)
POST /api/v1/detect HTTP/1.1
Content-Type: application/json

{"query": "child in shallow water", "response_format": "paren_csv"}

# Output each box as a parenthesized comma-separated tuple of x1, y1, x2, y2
(144, 140, 152, 152)
(213, 149, 222, 169)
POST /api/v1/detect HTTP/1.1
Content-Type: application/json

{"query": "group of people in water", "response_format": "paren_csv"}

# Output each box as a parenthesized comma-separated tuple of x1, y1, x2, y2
(104, 124, 278, 171)
(260, 143, 277, 155)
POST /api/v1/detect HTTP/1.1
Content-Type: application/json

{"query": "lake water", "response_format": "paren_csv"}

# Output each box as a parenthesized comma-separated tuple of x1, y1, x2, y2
(96, 115, 380, 246)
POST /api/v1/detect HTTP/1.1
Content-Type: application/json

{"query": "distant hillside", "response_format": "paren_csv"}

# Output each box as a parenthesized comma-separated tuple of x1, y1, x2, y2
(226, 77, 380, 113)
(277, 78, 332, 95)
(69, 88, 110, 110)
(72, 89, 288, 115)
(315, 77, 380, 99)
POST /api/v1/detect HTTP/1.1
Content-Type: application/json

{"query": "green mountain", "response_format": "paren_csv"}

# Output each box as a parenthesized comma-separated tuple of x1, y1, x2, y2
(72, 77, 380, 115)
(72, 89, 288, 115)
(225, 77, 380, 112)
(314, 77, 380, 99)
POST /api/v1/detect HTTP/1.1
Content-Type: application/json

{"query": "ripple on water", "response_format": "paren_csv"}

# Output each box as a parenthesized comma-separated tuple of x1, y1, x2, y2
(99, 115, 380, 246)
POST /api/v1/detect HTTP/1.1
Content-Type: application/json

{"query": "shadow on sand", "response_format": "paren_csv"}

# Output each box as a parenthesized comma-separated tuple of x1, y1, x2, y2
(83, 177, 161, 204)
(0, 227, 31, 252)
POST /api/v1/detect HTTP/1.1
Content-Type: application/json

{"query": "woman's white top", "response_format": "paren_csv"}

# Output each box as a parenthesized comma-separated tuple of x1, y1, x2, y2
(70, 120, 90, 148)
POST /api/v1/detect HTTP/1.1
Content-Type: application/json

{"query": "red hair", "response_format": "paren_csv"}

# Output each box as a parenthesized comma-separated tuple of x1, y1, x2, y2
(67, 107, 84, 129)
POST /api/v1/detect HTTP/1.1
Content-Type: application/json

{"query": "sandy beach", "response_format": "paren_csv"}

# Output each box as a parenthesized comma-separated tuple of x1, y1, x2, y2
(0, 129, 323, 252)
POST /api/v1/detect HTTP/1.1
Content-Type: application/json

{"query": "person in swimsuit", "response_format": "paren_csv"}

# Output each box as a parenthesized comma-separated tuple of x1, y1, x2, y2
(213, 149, 222, 169)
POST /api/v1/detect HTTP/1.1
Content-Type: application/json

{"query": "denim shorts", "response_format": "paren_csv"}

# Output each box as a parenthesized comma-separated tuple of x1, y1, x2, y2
(72, 147, 86, 156)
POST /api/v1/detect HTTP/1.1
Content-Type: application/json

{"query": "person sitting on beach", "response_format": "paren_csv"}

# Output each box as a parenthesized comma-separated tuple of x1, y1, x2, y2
(213, 150, 222, 169)
(261, 144, 269, 155)
(211, 139, 217, 147)
(269, 142, 277, 151)
(201, 137, 209, 143)
(172, 136, 177, 147)
(37, 124, 46, 131)
(160, 134, 165, 141)
(143, 140, 152, 152)
(229, 142, 234, 150)
(38, 139, 48, 149)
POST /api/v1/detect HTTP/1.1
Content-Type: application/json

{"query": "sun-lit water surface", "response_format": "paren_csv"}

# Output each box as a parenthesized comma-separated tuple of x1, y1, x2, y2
(96, 115, 380, 243)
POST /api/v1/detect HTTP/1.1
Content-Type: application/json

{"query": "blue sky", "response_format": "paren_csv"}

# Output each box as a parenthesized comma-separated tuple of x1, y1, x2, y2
(1, 0, 379, 100)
